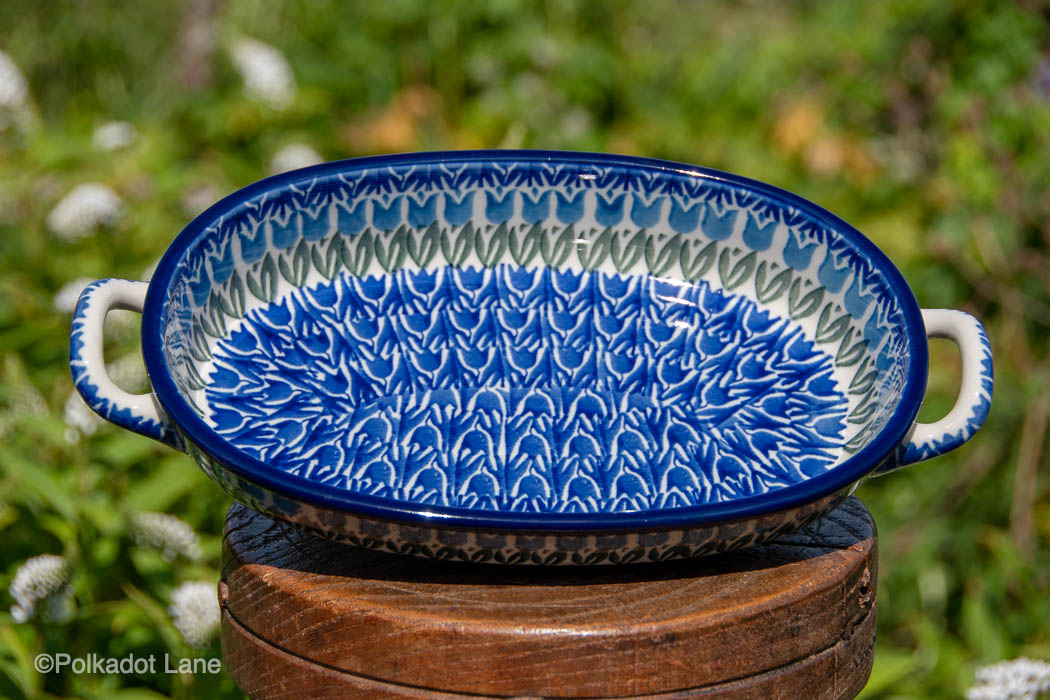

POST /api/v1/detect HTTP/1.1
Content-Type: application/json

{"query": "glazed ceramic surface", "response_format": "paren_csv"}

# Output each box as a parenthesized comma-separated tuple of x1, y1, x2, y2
(70, 151, 993, 564)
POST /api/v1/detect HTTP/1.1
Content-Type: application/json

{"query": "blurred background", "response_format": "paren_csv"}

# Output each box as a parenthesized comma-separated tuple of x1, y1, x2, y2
(1, 1, 1048, 697)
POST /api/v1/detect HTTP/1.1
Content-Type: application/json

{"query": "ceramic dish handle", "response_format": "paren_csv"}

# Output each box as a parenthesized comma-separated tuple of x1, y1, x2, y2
(886, 308, 993, 471)
(69, 279, 179, 448)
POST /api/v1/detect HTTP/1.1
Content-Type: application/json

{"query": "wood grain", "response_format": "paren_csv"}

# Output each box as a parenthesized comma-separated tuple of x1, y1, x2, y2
(221, 497, 877, 699)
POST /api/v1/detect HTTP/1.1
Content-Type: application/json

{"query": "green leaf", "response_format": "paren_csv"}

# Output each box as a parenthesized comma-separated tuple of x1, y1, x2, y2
(815, 303, 852, 344)
(857, 649, 919, 698)
(0, 622, 35, 698)
(205, 293, 227, 338)
(509, 222, 542, 266)
(718, 249, 756, 291)
(540, 224, 574, 267)
(257, 254, 278, 302)
(125, 454, 209, 512)
(577, 226, 613, 270)
(0, 448, 77, 520)
(962, 582, 1008, 660)
(441, 222, 472, 266)
(340, 229, 375, 277)
(644, 232, 681, 276)
(680, 239, 717, 280)
(181, 355, 208, 391)
(18, 415, 70, 447)
(120, 582, 185, 657)
(245, 268, 265, 302)
(849, 369, 878, 395)
(0, 658, 32, 700)
(407, 221, 441, 267)
(196, 303, 219, 338)
(476, 222, 509, 267)
(374, 226, 409, 272)
(610, 229, 646, 272)
(837, 333, 869, 366)
(223, 270, 246, 318)
(96, 432, 162, 468)
(278, 238, 310, 286)
(328, 234, 349, 278)
(754, 262, 792, 304)
(189, 322, 211, 363)
(311, 234, 342, 280)
(788, 278, 825, 319)
(847, 394, 879, 423)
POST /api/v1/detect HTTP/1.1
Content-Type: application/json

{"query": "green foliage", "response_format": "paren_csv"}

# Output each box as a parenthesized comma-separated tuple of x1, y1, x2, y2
(1, 0, 1048, 697)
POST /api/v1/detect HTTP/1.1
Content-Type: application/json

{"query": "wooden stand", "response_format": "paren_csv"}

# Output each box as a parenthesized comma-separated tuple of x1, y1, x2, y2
(220, 497, 877, 699)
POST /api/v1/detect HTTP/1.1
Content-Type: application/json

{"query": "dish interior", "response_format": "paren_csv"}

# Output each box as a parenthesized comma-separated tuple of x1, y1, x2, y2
(158, 156, 912, 515)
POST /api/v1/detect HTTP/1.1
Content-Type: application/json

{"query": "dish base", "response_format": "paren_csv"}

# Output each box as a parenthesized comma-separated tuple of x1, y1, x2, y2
(220, 497, 876, 698)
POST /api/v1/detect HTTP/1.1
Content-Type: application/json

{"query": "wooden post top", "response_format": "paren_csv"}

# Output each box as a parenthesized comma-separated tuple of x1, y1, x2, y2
(220, 497, 877, 699)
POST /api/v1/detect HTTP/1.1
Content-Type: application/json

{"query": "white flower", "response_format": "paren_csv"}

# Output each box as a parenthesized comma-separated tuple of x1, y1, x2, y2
(180, 184, 221, 218)
(0, 357, 48, 438)
(0, 50, 34, 132)
(269, 143, 323, 174)
(168, 581, 220, 649)
(92, 121, 137, 151)
(63, 390, 103, 443)
(559, 107, 593, 142)
(0, 51, 29, 110)
(9, 554, 73, 624)
(967, 658, 1050, 700)
(53, 279, 138, 343)
(107, 353, 148, 393)
(128, 512, 202, 562)
(229, 37, 296, 109)
(4, 377, 47, 419)
(47, 183, 123, 241)
(53, 277, 95, 313)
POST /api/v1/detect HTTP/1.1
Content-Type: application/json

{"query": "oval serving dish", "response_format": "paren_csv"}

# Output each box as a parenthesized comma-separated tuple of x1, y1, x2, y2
(70, 151, 993, 565)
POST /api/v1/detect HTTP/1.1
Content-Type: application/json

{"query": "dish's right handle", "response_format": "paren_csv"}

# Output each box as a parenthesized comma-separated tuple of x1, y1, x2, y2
(881, 309, 993, 472)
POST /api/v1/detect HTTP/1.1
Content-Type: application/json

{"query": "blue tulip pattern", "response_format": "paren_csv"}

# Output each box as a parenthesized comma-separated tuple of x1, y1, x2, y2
(207, 265, 847, 513)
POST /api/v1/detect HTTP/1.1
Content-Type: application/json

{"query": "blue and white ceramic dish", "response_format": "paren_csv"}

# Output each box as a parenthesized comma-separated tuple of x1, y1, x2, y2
(70, 151, 993, 565)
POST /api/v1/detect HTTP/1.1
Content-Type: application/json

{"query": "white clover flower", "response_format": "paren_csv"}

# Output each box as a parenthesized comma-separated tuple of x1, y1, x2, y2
(54, 278, 137, 336)
(168, 581, 220, 649)
(1, 357, 47, 418)
(229, 37, 296, 109)
(47, 183, 123, 241)
(0, 50, 34, 132)
(0, 51, 29, 110)
(180, 184, 221, 218)
(9, 554, 73, 624)
(92, 120, 137, 151)
(63, 389, 103, 444)
(559, 107, 593, 142)
(5, 378, 47, 419)
(129, 512, 202, 562)
(107, 353, 148, 393)
(270, 143, 323, 175)
(53, 277, 95, 313)
(104, 309, 139, 341)
(0, 357, 48, 438)
(967, 658, 1050, 700)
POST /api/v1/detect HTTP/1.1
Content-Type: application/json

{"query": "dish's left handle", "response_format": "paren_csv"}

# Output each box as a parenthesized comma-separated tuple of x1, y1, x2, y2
(69, 278, 181, 449)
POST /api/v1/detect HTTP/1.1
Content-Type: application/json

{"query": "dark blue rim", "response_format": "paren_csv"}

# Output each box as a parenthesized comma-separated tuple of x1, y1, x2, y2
(142, 150, 928, 532)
